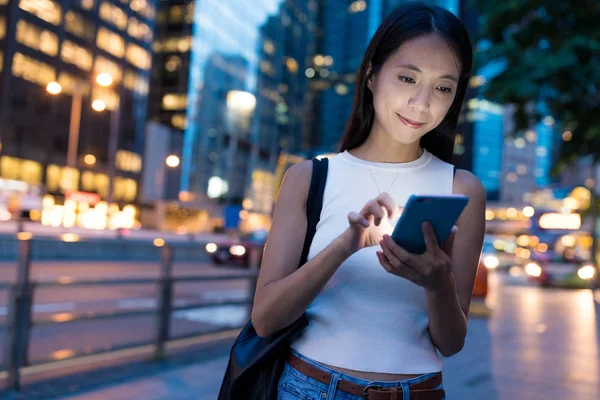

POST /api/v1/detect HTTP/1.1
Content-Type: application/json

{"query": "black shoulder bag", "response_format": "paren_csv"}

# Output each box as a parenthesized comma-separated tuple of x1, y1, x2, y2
(218, 157, 329, 400)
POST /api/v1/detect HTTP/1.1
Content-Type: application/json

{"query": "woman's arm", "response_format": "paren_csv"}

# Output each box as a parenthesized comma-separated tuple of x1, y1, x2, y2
(251, 161, 353, 338)
(425, 169, 486, 356)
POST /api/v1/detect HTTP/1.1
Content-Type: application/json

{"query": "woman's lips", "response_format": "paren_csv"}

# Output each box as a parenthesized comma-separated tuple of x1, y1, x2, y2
(397, 114, 425, 129)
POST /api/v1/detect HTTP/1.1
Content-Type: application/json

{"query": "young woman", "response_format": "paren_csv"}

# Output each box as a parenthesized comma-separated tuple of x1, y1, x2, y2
(251, 2, 486, 399)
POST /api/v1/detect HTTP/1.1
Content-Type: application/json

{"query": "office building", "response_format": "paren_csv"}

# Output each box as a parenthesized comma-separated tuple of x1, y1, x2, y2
(0, 0, 156, 229)
(151, 0, 319, 230)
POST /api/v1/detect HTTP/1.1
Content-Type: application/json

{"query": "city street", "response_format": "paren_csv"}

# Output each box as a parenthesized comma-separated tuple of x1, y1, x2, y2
(0, 262, 254, 366)
(1, 271, 598, 399)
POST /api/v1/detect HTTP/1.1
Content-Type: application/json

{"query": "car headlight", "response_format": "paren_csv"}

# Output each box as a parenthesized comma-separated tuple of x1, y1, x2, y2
(483, 255, 500, 269)
(577, 265, 596, 280)
(206, 243, 218, 253)
(230, 245, 246, 256)
(525, 262, 542, 277)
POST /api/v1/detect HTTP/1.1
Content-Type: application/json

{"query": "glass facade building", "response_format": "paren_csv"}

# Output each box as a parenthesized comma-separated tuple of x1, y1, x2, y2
(161, 0, 319, 216)
(0, 0, 156, 229)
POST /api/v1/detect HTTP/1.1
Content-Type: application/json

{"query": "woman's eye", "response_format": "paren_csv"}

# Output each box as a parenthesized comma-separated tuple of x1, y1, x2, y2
(398, 76, 415, 84)
(437, 87, 453, 94)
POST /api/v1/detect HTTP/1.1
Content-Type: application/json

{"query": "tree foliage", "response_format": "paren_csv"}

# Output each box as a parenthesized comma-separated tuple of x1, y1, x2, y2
(473, 0, 600, 166)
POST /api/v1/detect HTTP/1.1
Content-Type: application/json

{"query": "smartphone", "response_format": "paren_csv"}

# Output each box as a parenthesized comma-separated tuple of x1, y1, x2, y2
(390, 194, 469, 254)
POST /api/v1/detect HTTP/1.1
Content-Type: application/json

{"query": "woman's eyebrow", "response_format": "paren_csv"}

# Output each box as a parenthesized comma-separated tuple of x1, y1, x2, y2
(395, 63, 458, 83)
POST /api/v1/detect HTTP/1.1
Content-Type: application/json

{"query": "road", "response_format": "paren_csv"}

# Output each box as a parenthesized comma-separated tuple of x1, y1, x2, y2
(0, 261, 254, 366)
(30, 271, 599, 400)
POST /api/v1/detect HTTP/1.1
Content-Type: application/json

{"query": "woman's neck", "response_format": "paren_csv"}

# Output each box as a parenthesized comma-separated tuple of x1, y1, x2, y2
(348, 131, 423, 164)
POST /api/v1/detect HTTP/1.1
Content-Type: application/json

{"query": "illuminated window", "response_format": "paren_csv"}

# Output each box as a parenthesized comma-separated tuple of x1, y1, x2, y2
(60, 167, 79, 193)
(114, 177, 137, 202)
(21, 160, 42, 184)
(286, 58, 298, 74)
(64, 11, 96, 42)
(94, 56, 122, 84)
(97, 27, 125, 58)
(47, 165, 80, 193)
(186, 3, 194, 23)
(123, 179, 137, 202)
(81, 171, 109, 197)
(100, 2, 128, 30)
(92, 87, 119, 111)
(0, 157, 40, 185)
(115, 150, 142, 173)
(12, 52, 56, 87)
(61, 41, 93, 71)
(46, 165, 60, 192)
(16, 20, 59, 56)
(125, 43, 151, 70)
(154, 36, 192, 53)
(127, 17, 152, 42)
(171, 114, 187, 130)
(0, 17, 6, 40)
(82, 171, 95, 191)
(79, 0, 94, 10)
(131, 0, 155, 20)
(0, 0, 7, 5)
(58, 72, 90, 96)
(19, 0, 61, 25)
(1, 157, 20, 180)
(165, 55, 181, 72)
(162, 94, 187, 110)
(95, 174, 108, 197)
(0, 51, 3, 73)
(169, 5, 184, 23)
(123, 70, 148, 95)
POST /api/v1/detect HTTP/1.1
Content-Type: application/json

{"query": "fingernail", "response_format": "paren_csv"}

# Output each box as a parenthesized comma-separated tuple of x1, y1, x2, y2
(361, 219, 369, 227)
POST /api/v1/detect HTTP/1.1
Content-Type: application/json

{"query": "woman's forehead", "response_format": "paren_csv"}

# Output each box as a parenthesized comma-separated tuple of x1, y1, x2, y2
(385, 34, 461, 77)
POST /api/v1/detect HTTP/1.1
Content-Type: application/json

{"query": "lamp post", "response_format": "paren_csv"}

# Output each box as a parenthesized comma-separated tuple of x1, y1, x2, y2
(46, 72, 115, 171)
(47, 73, 121, 232)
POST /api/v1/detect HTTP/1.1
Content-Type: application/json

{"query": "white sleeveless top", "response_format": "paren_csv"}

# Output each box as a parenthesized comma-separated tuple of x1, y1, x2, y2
(290, 149, 455, 374)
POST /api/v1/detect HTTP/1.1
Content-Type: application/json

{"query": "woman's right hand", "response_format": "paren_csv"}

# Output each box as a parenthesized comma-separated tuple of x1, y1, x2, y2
(339, 193, 403, 255)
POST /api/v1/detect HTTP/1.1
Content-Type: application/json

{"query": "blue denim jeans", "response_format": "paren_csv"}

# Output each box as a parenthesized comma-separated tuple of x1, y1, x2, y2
(278, 350, 444, 400)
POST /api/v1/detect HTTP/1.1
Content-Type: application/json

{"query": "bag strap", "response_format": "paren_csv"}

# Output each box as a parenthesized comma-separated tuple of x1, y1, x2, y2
(298, 158, 329, 268)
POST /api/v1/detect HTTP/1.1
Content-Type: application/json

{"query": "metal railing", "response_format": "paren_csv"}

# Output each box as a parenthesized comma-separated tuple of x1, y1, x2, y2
(1, 239, 260, 391)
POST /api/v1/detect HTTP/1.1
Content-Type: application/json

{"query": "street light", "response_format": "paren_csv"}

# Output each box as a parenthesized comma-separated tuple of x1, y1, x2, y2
(166, 155, 180, 168)
(92, 99, 106, 112)
(96, 72, 113, 87)
(83, 154, 96, 166)
(46, 72, 114, 169)
(46, 81, 62, 95)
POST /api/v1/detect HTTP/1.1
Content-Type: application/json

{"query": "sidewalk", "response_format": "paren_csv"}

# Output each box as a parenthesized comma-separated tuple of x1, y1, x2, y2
(3, 274, 600, 400)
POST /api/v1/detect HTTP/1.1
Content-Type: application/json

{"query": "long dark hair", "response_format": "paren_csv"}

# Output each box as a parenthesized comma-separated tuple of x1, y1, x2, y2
(339, 1, 473, 163)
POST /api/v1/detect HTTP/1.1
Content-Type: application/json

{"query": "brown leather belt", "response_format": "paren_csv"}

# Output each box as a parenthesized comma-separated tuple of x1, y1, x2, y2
(288, 354, 445, 400)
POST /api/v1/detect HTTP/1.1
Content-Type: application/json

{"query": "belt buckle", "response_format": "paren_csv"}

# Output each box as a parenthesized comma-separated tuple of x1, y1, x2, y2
(362, 384, 381, 399)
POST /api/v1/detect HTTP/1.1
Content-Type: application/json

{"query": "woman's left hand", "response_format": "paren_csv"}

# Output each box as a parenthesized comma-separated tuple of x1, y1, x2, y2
(377, 222, 458, 292)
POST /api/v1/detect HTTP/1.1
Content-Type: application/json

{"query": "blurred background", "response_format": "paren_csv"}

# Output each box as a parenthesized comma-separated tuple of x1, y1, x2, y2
(0, 0, 598, 399)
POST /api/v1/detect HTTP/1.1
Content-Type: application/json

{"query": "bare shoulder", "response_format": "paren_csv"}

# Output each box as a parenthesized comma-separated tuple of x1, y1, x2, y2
(278, 160, 313, 205)
(453, 169, 486, 206)
(284, 160, 313, 183)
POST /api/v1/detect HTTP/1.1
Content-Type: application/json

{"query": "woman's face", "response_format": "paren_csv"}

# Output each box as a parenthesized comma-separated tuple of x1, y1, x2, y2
(368, 33, 461, 145)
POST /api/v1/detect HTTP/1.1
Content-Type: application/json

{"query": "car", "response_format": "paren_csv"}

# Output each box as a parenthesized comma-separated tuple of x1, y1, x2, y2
(205, 230, 267, 268)
(480, 240, 515, 271)
(525, 251, 596, 288)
